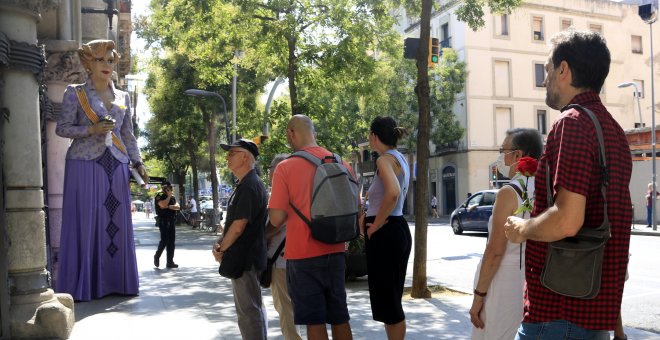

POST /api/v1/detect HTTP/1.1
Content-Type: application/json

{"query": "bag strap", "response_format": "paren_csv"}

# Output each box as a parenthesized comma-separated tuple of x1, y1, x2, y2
(546, 104, 609, 238)
(269, 238, 286, 264)
(74, 86, 128, 155)
(503, 182, 523, 199)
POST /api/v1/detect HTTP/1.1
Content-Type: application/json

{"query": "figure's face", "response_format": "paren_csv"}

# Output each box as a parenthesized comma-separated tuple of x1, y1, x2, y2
(89, 50, 115, 83)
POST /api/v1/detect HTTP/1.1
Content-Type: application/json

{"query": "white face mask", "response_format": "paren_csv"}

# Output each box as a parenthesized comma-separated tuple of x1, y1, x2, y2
(496, 153, 511, 177)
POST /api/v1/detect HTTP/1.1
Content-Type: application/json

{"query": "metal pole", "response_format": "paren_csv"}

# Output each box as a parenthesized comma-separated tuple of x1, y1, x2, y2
(232, 55, 237, 143)
(651, 22, 657, 231)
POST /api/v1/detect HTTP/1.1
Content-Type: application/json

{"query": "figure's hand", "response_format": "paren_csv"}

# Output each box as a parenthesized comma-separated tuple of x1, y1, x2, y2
(469, 296, 485, 329)
(88, 120, 115, 135)
(137, 164, 149, 184)
(504, 216, 527, 244)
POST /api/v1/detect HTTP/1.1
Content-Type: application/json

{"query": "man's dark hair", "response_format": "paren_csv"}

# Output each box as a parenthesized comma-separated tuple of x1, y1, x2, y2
(550, 29, 610, 92)
(507, 128, 544, 160)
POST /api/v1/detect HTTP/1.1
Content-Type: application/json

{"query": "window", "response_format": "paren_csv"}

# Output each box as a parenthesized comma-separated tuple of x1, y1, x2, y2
(494, 60, 510, 97)
(634, 79, 645, 98)
(441, 23, 451, 47)
(561, 19, 572, 30)
(495, 14, 509, 36)
(535, 63, 546, 88)
(589, 24, 602, 34)
(632, 35, 643, 54)
(483, 192, 496, 205)
(533, 16, 544, 41)
(537, 110, 547, 135)
(496, 107, 512, 144)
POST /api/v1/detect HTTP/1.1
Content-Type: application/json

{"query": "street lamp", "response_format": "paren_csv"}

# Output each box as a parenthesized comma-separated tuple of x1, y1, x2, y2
(638, 0, 658, 231)
(184, 89, 230, 226)
(184, 89, 231, 143)
(232, 50, 244, 143)
(618, 82, 645, 128)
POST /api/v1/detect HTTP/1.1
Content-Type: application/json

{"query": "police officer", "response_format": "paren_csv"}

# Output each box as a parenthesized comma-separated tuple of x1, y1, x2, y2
(154, 181, 180, 268)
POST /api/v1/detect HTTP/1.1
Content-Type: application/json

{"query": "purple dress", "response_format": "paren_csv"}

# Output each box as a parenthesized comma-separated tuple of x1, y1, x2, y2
(55, 79, 141, 301)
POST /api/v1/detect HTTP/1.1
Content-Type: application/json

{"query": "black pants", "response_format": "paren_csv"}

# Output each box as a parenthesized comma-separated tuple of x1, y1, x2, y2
(364, 215, 412, 325)
(156, 217, 176, 264)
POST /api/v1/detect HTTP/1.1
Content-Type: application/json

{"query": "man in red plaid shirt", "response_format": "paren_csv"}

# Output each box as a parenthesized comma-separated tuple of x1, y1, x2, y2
(504, 30, 632, 339)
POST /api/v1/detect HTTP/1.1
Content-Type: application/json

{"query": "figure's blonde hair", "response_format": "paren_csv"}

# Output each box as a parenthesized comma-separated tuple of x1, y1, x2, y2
(77, 39, 120, 71)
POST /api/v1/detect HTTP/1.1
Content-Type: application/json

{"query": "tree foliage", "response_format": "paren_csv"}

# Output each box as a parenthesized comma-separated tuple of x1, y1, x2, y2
(456, 0, 523, 31)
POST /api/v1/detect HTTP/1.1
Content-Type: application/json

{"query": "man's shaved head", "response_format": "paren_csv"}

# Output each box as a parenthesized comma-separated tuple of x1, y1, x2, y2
(286, 114, 317, 150)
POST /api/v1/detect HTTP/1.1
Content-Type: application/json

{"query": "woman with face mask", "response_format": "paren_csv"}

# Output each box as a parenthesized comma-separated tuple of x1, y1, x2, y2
(469, 128, 543, 340)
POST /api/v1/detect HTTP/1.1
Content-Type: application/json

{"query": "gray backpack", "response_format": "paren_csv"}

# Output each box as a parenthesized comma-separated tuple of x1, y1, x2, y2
(289, 151, 360, 244)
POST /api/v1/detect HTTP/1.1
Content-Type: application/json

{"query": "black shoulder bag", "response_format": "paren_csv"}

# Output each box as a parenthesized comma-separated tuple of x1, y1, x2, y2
(540, 104, 610, 299)
(259, 238, 286, 288)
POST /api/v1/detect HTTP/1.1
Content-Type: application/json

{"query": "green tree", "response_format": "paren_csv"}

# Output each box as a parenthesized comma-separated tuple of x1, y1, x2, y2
(142, 53, 207, 203)
(456, 0, 523, 31)
(232, 0, 399, 116)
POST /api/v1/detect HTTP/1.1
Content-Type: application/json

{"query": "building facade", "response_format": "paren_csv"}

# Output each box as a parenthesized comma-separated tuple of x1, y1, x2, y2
(396, 0, 659, 215)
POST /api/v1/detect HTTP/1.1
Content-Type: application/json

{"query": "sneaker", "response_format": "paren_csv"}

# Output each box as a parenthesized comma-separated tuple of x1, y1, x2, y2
(154, 254, 160, 268)
(166, 262, 179, 268)
(647, 225, 652, 228)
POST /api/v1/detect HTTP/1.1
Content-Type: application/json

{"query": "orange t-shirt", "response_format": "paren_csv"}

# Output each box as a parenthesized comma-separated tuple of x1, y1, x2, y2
(268, 146, 353, 260)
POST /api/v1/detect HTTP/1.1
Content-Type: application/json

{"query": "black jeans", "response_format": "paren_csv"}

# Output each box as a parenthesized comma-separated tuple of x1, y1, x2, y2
(156, 217, 176, 264)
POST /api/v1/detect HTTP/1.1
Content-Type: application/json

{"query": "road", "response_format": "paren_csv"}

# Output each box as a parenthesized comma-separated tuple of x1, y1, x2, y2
(410, 221, 660, 336)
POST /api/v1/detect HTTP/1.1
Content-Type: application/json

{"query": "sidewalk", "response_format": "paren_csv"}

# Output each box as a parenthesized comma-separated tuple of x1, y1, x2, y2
(67, 213, 659, 339)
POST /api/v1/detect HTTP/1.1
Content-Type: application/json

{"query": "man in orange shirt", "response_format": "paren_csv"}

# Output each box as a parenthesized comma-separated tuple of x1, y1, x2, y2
(268, 115, 354, 340)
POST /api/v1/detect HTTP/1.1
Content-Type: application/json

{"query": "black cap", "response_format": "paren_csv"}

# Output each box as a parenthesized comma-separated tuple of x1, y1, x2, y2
(220, 139, 259, 158)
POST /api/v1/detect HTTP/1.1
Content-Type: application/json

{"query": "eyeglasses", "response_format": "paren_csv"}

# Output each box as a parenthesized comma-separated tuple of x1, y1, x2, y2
(498, 148, 518, 154)
(94, 57, 115, 65)
(227, 150, 247, 157)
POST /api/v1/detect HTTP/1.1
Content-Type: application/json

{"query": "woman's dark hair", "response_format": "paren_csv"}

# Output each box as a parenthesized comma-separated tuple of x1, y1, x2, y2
(370, 116, 408, 147)
(507, 128, 544, 160)
(550, 29, 610, 93)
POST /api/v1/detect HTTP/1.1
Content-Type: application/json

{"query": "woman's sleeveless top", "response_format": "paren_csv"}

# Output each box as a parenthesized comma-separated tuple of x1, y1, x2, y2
(366, 149, 410, 217)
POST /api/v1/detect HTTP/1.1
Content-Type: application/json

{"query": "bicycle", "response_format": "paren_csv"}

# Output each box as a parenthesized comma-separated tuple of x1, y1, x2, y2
(178, 209, 193, 227)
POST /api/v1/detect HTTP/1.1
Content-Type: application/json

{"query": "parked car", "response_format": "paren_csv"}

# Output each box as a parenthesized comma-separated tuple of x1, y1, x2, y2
(450, 189, 498, 235)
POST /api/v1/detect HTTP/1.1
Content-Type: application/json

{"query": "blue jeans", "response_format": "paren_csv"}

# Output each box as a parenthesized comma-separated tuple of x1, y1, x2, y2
(516, 320, 609, 340)
(647, 205, 653, 226)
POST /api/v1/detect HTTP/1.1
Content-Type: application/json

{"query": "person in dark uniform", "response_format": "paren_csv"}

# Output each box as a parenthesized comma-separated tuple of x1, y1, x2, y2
(154, 181, 180, 268)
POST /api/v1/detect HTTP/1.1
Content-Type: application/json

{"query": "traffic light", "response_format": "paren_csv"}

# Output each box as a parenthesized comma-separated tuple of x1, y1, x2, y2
(428, 37, 439, 68)
(252, 135, 268, 145)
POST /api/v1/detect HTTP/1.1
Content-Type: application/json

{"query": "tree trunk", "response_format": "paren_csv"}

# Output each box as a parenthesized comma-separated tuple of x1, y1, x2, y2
(188, 127, 200, 207)
(411, 0, 433, 299)
(202, 107, 219, 211)
(287, 34, 299, 116)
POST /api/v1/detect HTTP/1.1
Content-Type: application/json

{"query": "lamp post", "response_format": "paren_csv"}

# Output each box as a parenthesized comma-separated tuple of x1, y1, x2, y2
(638, 0, 658, 231)
(232, 50, 244, 143)
(617, 82, 644, 128)
(184, 89, 230, 224)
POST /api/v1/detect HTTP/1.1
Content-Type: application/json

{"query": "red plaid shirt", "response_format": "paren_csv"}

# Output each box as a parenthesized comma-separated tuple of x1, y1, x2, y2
(526, 92, 632, 330)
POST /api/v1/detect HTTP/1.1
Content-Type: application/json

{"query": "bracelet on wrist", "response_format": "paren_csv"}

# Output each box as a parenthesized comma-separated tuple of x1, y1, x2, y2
(473, 289, 487, 297)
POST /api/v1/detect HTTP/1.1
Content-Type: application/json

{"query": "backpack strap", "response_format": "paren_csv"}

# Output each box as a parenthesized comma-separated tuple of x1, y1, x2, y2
(287, 150, 321, 227)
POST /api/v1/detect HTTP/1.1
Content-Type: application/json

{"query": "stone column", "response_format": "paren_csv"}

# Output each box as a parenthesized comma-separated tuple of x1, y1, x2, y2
(43, 40, 86, 287)
(0, 1, 74, 338)
(81, 0, 110, 41)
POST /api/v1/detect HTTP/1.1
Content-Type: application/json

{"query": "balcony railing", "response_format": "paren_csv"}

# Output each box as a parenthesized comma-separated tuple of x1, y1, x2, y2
(440, 37, 452, 48)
